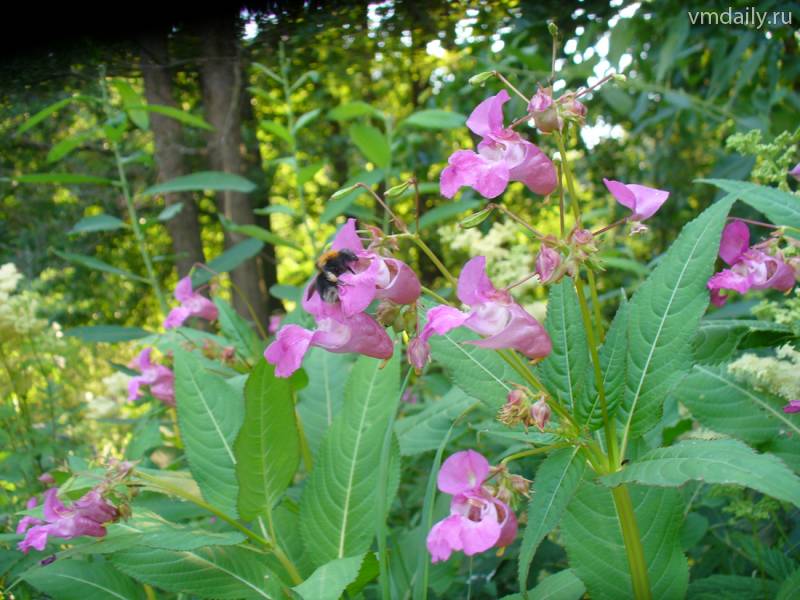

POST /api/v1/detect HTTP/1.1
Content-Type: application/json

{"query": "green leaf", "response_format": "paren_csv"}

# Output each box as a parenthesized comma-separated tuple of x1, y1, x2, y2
(602, 439, 800, 506)
(157, 202, 184, 221)
(143, 171, 256, 196)
(69, 214, 126, 234)
(132, 104, 212, 130)
(253, 204, 297, 217)
(538, 279, 591, 418)
(699, 179, 800, 233)
(219, 215, 302, 251)
(501, 569, 586, 600)
(65, 325, 150, 343)
(175, 349, 244, 517)
(777, 570, 800, 600)
(16, 97, 74, 135)
(562, 484, 688, 600)
(619, 196, 734, 448)
(394, 388, 476, 456)
(675, 364, 800, 443)
(112, 79, 149, 130)
(594, 297, 628, 426)
(297, 348, 353, 457)
(253, 62, 284, 84)
(23, 559, 146, 600)
(427, 324, 519, 411)
(297, 161, 325, 186)
(15, 172, 115, 186)
(400, 109, 466, 130)
(518, 448, 585, 590)
(193, 239, 264, 287)
(348, 123, 390, 169)
(410, 197, 481, 232)
(328, 101, 382, 121)
(260, 119, 293, 145)
(235, 361, 299, 520)
(320, 169, 384, 223)
(687, 574, 780, 599)
(269, 284, 303, 303)
(112, 545, 280, 599)
(47, 129, 95, 163)
(121, 510, 245, 550)
(294, 108, 322, 134)
(54, 250, 148, 282)
(299, 354, 400, 565)
(214, 297, 260, 359)
(292, 554, 365, 600)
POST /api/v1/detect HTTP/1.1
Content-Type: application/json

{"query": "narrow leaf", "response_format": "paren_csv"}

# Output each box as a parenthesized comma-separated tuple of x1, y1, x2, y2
(54, 250, 148, 282)
(64, 325, 150, 343)
(292, 554, 365, 600)
(157, 202, 183, 222)
(17, 97, 73, 135)
(47, 129, 95, 163)
(394, 388, 476, 456)
(592, 297, 628, 426)
(23, 559, 146, 600)
(113, 79, 149, 130)
(219, 215, 302, 251)
(260, 119, 293, 145)
(410, 197, 481, 232)
(69, 214, 126, 234)
(399, 109, 466, 130)
(15, 173, 115, 186)
(142, 171, 256, 196)
(193, 238, 264, 287)
(348, 123, 390, 169)
(132, 104, 212, 130)
(699, 179, 800, 234)
(215, 297, 260, 360)
(294, 108, 322, 133)
(328, 101, 382, 121)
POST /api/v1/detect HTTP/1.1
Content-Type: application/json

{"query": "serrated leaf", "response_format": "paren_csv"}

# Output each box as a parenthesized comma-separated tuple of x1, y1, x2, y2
(501, 569, 586, 600)
(131, 104, 212, 130)
(121, 510, 245, 550)
(69, 214, 126, 234)
(15, 172, 115, 185)
(23, 559, 146, 600)
(193, 238, 264, 287)
(592, 297, 628, 427)
(562, 484, 688, 600)
(297, 348, 353, 457)
(699, 179, 800, 233)
(112, 546, 280, 599)
(54, 250, 148, 282)
(687, 574, 780, 599)
(538, 279, 591, 418)
(64, 325, 150, 343)
(348, 123, 390, 168)
(400, 109, 466, 130)
(219, 215, 302, 251)
(292, 554, 365, 600)
(157, 202, 184, 221)
(143, 171, 256, 196)
(260, 119, 293, 145)
(777, 570, 800, 600)
(175, 349, 244, 517)
(215, 297, 261, 359)
(235, 361, 299, 520)
(620, 196, 734, 451)
(394, 388, 476, 456)
(328, 101, 382, 121)
(294, 108, 321, 134)
(299, 354, 400, 565)
(602, 439, 800, 506)
(518, 448, 585, 591)
(16, 97, 74, 135)
(675, 364, 800, 443)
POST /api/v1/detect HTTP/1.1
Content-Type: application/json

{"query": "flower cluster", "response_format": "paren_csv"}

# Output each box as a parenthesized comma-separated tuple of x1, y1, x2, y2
(707, 220, 796, 307)
(265, 218, 421, 377)
(728, 344, 800, 415)
(498, 387, 552, 431)
(426, 450, 519, 563)
(603, 178, 670, 234)
(528, 86, 586, 134)
(128, 347, 175, 406)
(164, 276, 218, 329)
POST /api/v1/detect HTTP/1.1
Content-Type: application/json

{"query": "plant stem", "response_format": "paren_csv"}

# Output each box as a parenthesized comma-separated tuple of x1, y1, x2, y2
(410, 236, 459, 289)
(586, 269, 605, 342)
(492, 71, 530, 104)
(500, 442, 571, 465)
(293, 390, 314, 473)
(420, 285, 450, 306)
(555, 131, 581, 227)
(611, 485, 653, 600)
(488, 203, 546, 240)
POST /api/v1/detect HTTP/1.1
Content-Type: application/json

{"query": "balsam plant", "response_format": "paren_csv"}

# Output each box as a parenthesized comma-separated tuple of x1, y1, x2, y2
(5, 27, 800, 600)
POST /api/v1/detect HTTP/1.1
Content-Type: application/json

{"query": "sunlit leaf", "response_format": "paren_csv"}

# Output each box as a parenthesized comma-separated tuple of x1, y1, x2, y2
(142, 171, 256, 196)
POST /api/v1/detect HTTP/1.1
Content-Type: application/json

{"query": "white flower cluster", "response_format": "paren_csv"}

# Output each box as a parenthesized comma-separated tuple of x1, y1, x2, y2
(0, 263, 45, 338)
(728, 343, 800, 402)
(85, 371, 132, 418)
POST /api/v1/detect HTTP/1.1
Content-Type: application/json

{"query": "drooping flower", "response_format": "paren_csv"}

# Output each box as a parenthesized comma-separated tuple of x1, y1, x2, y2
(16, 497, 43, 536)
(164, 276, 218, 329)
(419, 256, 552, 360)
(440, 90, 557, 199)
(17, 487, 118, 553)
(407, 336, 431, 372)
(789, 163, 800, 182)
(426, 450, 518, 563)
(127, 348, 175, 406)
(783, 400, 800, 414)
(707, 220, 796, 307)
(535, 246, 562, 284)
(603, 178, 670, 229)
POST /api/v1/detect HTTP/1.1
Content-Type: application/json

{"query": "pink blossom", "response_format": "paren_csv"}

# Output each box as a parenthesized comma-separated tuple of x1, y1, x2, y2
(603, 178, 670, 224)
(420, 256, 552, 360)
(38, 473, 55, 486)
(16, 497, 43, 535)
(528, 88, 562, 134)
(789, 163, 800, 182)
(407, 336, 431, 371)
(440, 90, 557, 199)
(530, 398, 552, 431)
(707, 220, 796, 307)
(535, 246, 561, 284)
(164, 276, 218, 329)
(268, 315, 283, 335)
(783, 400, 800, 414)
(17, 487, 118, 553)
(127, 348, 175, 406)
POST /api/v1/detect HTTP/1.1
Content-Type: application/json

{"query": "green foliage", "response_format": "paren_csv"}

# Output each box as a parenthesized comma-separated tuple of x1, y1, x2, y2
(142, 171, 256, 196)
(292, 554, 366, 600)
(23, 559, 146, 600)
(501, 570, 586, 600)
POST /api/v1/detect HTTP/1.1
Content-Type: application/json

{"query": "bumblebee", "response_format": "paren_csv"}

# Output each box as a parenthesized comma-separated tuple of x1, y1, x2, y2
(308, 248, 359, 303)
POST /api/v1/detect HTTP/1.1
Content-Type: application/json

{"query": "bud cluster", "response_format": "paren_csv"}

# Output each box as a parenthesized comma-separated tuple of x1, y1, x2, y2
(497, 386, 552, 431)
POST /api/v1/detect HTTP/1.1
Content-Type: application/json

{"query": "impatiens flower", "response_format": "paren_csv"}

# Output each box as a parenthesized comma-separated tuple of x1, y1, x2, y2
(127, 348, 175, 406)
(783, 400, 800, 414)
(528, 88, 561, 133)
(164, 276, 218, 329)
(268, 314, 283, 335)
(441, 90, 557, 199)
(419, 256, 552, 360)
(707, 220, 796, 307)
(535, 246, 561, 284)
(16, 497, 43, 535)
(407, 336, 430, 371)
(530, 397, 552, 431)
(789, 163, 800, 182)
(17, 487, 118, 553)
(603, 178, 670, 226)
(426, 450, 519, 563)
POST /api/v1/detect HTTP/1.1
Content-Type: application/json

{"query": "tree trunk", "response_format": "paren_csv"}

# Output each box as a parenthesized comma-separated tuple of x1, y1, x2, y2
(198, 13, 270, 329)
(139, 30, 206, 278)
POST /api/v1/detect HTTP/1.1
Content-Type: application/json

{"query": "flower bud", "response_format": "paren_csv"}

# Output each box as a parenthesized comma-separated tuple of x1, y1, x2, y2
(530, 398, 551, 431)
(385, 181, 410, 198)
(509, 474, 531, 497)
(613, 73, 627, 83)
(407, 337, 431, 372)
(468, 71, 495, 86)
(571, 228, 593, 246)
(376, 300, 401, 328)
(535, 246, 562, 284)
(547, 21, 559, 37)
(528, 88, 562, 134)
(460, 205, 494, 229)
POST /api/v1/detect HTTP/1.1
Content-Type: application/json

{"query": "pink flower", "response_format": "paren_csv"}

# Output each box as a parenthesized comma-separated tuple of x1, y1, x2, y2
(17, 487, 118, 553)
(268, 315, 283, 335)
(528, 88, 562, 134)
(16, 497, 43, 535)
(789, 163, 800, 182)
(440, 90, 557, 199)
(530, 398, 551, 431)
(407, 336, 431, 371)
(535, 246, 561, 284)
(426, 450, 518, 563)
(783, 400, 800, 414)
(38, 473, 55, 486)
(127, 348, 175, 406)
(603, 178, 670, 224)
(707, 220, 796, 307)
(164, 276, 218, 329)
(419, 256, 552, 360)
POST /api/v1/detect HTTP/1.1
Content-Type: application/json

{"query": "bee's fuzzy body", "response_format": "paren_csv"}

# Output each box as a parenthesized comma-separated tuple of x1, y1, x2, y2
(309, 249, 359, 303)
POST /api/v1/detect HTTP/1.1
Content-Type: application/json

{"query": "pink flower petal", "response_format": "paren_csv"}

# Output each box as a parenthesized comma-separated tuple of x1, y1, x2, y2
(466, 90, 510, 138)
(338, 258, 381, 316)
(376, 258, 421, 305)
(426, 514, 464, 563)
(783, 400, 800, 414)
(450, 494, 502, 555)
(789, 163, 800, 181)
(440, 150, 483, 199)
(719, 220, 750, 266)
(264, 325, 316, 378)
(42, 488, 66, 521)
(332, 218, 365, 253)
(467, 303, 552, 359)
(174, 276, 194, 302)
(313, 312, 394, 359)
(438, 450, 490, 495)
(510, 141, 557, 196)
(164, 306, 191, 329)
(457, 256, 497, 305)
(625, 183, 670, 221)
(420, 305, 471, 342)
